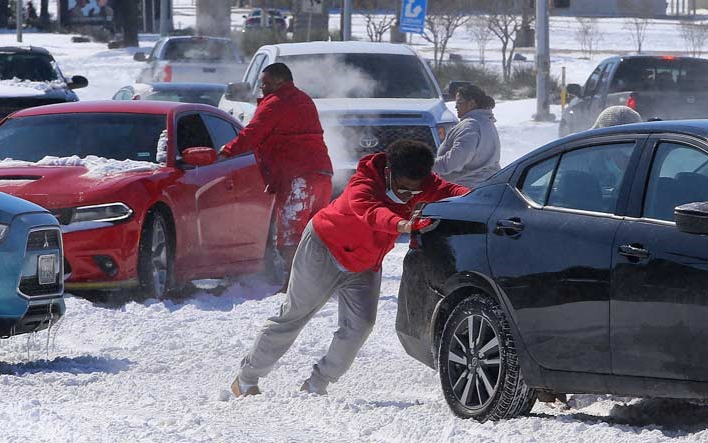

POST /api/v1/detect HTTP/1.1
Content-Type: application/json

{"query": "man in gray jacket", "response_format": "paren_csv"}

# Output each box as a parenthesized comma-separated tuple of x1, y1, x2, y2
(433, 84, 501, 189)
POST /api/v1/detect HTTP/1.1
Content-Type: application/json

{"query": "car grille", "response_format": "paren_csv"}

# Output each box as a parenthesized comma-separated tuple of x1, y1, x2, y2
(21, 228, 62, 297)
(342, 125, 436, 156)
(19, 276, 61, 297)
(26, 229, 60, 251)
(0, 98, 69, 119)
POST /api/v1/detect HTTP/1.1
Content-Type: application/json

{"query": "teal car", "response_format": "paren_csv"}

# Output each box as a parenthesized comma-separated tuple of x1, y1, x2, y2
(0, 191, 64, 337)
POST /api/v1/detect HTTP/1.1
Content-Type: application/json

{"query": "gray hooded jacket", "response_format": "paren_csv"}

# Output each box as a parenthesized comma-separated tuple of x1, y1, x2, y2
(433, 108, 501, 189)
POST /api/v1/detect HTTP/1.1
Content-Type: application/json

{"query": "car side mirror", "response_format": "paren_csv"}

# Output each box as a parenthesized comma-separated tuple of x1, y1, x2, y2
(182, 147, 217, 167)
(566, 84, 581, 96)
(675, 202, 708, 234)
(225, 82, 253, 101)
(68, 75, 88, 90)
(133, 52, 147, 62)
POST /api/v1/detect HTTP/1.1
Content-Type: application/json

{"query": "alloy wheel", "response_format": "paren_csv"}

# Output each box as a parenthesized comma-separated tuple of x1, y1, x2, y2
(446, 314, 502, 410)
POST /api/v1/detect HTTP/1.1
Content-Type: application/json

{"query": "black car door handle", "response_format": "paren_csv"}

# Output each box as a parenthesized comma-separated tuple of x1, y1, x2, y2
(495, 218, 524, 236)
(618, 244, 650, 260)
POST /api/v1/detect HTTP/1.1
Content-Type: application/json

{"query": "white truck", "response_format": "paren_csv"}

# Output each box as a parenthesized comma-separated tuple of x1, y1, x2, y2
(134, 36, 247, 85)
(218, 41, 458, 191)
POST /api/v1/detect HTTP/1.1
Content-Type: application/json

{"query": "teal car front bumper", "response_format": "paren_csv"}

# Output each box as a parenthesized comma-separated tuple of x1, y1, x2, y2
(0, 211, 65, 337)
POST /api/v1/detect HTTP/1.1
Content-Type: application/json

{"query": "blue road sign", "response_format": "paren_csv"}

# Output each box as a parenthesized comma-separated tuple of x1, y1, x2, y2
(400, 0, 427, 34)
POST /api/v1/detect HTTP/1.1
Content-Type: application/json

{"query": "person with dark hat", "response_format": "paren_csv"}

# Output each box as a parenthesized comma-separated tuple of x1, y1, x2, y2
(433, 84, 500, 189)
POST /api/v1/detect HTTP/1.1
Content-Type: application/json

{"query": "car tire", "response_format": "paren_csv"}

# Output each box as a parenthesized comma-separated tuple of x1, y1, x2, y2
(438, 294, 536, 421)
(137, 210, 174, 299)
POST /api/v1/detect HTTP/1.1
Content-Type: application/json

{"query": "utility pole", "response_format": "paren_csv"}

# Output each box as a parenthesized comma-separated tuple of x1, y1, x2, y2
(534, 0, 553, 121)
(342, 0, 351, 40)
(16, 0, 22, 43)
(160, 0, 169, 36)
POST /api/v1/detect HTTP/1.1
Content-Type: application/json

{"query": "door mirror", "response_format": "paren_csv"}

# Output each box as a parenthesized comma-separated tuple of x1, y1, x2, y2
(133, 52, 147, 62)
(675, 202, 708, 234)
(225, 82, 253, 101)
(68, 75, 88, 90)
(182, 147, 217, 166)
(566, 84, 582, 97)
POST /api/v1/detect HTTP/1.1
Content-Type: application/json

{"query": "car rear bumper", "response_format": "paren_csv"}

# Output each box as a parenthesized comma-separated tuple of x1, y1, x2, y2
(62, 219, 141, 289)
(395, 248, 440, 369)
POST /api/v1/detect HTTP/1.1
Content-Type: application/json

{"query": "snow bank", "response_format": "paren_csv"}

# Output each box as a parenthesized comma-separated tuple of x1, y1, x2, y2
(0, 156, 160, 177)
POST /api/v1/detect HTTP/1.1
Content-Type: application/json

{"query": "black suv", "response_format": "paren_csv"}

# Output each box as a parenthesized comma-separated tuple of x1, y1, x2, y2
(0, 46, 87, 119)
(397, 120, 708, 421)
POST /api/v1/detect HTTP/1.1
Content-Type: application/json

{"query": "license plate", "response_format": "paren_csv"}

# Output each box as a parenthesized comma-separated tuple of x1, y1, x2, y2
(38, 255, 55, 285)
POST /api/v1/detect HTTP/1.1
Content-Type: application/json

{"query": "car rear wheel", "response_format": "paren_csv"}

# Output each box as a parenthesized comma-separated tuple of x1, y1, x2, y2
(138, 210, 173, 299)
(438, 294, 535, 421)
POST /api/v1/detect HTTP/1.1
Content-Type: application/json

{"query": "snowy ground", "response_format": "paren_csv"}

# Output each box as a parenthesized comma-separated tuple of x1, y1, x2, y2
(0, 10, 707, 443)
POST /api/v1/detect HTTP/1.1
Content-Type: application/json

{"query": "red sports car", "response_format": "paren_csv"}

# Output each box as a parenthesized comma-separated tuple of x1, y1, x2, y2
(0, 101, 274, 298)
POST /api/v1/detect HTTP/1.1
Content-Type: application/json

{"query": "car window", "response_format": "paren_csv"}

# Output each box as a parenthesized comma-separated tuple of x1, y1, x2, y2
(583, 65, 603, 97)
(643, 142, 708, 221)
(611, 58, 708, 92)
(163, 39, 236, 62)
(519, 156, 558, 206)
(547, 143, 635, 213)
(176, 114, 214, 153)
(0, 53, 59, 82)
(244, 53, 266, 89)
(0, 113, 166, 162)
(596, 64, 612, 94)
(202, 114, 239, 151)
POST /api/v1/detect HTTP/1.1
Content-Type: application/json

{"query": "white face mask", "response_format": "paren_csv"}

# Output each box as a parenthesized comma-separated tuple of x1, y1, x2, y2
(386, 169, 406, 205)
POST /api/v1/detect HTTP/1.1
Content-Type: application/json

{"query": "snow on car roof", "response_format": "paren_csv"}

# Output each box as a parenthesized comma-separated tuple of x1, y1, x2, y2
(270, 41, 417, 57)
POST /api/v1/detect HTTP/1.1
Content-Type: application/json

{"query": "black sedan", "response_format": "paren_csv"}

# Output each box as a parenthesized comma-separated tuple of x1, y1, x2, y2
(397, 120, 708, 421)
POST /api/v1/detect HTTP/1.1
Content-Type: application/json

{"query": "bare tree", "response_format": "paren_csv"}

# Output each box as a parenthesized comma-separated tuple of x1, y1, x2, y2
(363, 0, 395, 42)
(575, 17, 602, 59)
(486, 0, 531, 83)
(679, 20, 708, 57)
(467, 15, 493, 65)
(421, 0, 470, 70)
(623, 17, 650, 54)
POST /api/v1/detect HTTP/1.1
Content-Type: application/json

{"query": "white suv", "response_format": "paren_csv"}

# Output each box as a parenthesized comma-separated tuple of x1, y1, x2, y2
(219, 41, 457, 191)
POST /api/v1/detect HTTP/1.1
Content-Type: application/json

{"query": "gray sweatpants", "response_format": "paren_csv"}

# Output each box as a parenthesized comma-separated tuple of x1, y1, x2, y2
(238, 221, 382, 390)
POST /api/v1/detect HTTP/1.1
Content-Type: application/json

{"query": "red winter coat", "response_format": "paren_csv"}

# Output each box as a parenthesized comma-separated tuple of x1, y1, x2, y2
(313, 153, 469, 272)
(221, 82, 333, 189)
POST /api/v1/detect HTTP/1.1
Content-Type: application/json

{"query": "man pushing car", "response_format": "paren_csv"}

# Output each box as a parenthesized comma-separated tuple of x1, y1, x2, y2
(231, 139, 469, 396)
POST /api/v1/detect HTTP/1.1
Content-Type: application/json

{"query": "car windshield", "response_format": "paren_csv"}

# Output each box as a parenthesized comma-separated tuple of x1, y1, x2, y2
(278, 53, 438, 99)
(611, 58, 708, 92)
(145, 89, 224, 106)
(0, 53, 60, 82)
(163, 39, 237, 62)
(0, 113, 167, 163)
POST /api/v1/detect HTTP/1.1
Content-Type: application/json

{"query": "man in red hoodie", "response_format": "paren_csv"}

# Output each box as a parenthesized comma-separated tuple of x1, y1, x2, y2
(231, 139, 469, 397)
(219, 63, 333, 287)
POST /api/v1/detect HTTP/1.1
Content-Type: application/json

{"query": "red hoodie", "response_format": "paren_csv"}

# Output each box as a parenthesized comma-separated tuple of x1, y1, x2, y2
(313, 153, 469, 272)
(221, 82, 333, 189)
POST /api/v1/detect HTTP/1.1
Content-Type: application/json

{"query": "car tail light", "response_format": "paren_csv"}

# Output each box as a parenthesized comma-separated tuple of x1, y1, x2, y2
(626, 94, 637, 110)
(160, 65, 172, 82)
(409, 216, 439, 250)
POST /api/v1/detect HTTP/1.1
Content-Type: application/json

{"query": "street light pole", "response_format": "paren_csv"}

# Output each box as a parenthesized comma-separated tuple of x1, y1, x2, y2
(16, 0, 22, 43)
(342, 0, 351, 40)
(534, 0, 553, 122)
(160, 0, 169, 36)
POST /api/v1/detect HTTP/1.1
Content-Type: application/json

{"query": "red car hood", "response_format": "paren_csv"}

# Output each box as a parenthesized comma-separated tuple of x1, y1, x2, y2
(0, 166, 159, 209)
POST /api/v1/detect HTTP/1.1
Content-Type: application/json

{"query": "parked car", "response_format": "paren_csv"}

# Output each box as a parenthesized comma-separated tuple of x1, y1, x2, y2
(112, 82, 226, 107)
(560, 55, 708, 136)
(0, 101, 274, 299)
(219, 41, 457, 192)
(243, 8, 287, 33)
(397, 120, 708, 421)
(0, 191, 64, 337)
(133, 36, 247, 85)
(0, 45, 87, 119)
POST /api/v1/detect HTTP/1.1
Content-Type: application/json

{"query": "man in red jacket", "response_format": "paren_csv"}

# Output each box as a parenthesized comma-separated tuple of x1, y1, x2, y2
(219, 63, 333, 288)
(231, 139, 469, 397)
